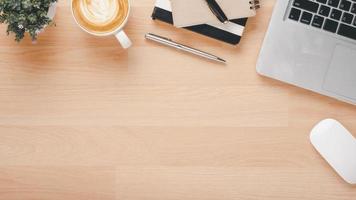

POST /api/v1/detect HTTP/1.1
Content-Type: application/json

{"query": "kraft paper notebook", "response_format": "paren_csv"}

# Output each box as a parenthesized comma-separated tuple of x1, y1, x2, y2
(152, 0, 248, 45)
(170, 0, 260, 27)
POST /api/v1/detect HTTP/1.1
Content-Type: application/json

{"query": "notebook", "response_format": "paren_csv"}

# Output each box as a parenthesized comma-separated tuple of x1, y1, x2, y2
(152, 0, 248, 45)
(170, 0, 260, 27)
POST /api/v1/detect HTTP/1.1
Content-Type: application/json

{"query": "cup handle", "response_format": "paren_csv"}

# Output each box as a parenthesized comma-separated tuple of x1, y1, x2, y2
(115, 31, 132, 49)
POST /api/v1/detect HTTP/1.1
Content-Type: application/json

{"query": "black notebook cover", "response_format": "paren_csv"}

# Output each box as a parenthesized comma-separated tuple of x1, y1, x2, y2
(152, 1, 248, 45)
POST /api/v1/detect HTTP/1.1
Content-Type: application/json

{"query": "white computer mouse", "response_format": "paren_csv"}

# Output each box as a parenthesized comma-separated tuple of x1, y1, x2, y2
(310, 119, 356, 184)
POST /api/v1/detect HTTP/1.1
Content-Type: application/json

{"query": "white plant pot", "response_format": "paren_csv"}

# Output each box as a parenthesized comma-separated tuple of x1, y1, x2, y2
(47, 2, 57, 20)
(37, 2, 57, 34)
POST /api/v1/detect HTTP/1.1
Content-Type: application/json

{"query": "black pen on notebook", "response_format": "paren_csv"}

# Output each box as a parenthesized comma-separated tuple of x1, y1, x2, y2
(205, 0, 229, 24)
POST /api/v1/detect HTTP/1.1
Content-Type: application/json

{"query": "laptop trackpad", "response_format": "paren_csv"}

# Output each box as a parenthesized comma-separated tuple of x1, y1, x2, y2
(323, 45, 356, 100)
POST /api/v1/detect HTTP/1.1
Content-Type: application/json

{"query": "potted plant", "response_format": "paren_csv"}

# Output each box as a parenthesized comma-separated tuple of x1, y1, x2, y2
(0, 0, 57, 42)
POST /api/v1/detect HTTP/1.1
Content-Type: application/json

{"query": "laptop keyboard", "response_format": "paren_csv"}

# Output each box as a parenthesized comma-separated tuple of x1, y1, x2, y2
(289, 0, 356, 41)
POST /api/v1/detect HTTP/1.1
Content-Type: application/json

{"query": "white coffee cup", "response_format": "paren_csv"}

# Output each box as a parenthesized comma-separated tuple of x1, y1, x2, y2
(71, 0, 132, 49)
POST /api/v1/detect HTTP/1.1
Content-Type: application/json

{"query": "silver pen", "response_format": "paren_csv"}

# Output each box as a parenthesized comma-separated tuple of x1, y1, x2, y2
(145, 33, 226, 63)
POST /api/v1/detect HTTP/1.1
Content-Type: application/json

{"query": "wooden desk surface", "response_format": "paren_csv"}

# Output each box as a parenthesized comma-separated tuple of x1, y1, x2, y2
(0, 0, 355, 199)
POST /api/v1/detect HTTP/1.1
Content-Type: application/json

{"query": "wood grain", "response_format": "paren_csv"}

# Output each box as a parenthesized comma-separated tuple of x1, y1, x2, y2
(0, 0, 355, 199)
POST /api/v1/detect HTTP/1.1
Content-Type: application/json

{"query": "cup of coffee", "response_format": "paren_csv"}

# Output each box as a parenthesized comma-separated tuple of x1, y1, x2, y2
(71, 0, 132, 49)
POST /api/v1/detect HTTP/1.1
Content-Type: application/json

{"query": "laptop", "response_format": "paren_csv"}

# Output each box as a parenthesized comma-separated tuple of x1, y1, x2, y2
(257, 0, 356, 105)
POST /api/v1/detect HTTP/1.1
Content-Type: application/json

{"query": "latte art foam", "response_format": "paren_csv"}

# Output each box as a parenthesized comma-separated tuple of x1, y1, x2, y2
(72, 0, 129, 34)
(80, 0, 119, 25)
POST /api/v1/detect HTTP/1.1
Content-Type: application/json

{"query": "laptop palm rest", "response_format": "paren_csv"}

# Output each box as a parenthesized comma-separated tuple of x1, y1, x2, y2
(323, 45, 356, 100)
